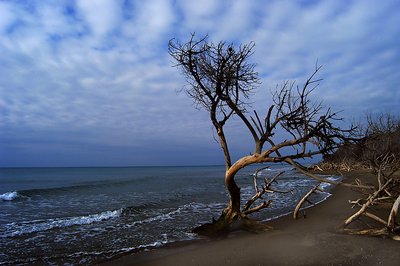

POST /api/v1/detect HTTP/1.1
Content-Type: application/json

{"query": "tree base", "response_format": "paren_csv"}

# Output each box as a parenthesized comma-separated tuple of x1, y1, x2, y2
(192, 211, 272, 237)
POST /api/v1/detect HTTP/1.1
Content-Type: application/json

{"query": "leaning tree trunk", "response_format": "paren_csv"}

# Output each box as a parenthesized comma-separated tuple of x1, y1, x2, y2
(192, 171, 242, 236)
(192, 155, 273, 236)
(222, 170, 242, 221)
(221, 155, 261, 221)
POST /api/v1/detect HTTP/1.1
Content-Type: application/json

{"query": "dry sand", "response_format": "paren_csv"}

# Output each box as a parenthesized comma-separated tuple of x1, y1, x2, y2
(102, 170, 400, 266)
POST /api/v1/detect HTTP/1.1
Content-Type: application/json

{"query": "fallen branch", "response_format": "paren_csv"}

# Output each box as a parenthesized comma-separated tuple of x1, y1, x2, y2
(341, 228, 388, 237)
(286, 158, 374, 189)
(362, 212, 387, 226)
(349, 198, 364, 208)
(343, 178, 393, 226)
(293, 184, 322, 219)
(387, 194, 400, 231)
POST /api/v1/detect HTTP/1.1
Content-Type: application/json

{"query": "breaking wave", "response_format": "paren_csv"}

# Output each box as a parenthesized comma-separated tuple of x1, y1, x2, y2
(0, 191, 19, 201)
(1, 209, 122, 238)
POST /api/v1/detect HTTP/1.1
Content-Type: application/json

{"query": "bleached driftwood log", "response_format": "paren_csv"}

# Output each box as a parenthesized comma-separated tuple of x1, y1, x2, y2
(293, 184, 322, 219)
(343, 179, 393, 226)
(387, 194, 400, 231)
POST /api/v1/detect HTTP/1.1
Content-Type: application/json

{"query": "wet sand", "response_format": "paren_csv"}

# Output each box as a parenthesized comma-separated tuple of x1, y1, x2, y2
(102, 170, 400, 266)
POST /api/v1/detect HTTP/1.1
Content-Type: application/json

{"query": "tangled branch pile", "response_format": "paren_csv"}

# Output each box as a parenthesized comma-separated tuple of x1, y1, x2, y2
(320, 114, 400, 239)
(342, 152, 400, 240)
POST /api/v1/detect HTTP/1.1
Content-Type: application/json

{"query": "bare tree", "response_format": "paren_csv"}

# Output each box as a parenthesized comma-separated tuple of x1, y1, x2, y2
(169, 34, 355, 233)
(320, 113, 400, 172)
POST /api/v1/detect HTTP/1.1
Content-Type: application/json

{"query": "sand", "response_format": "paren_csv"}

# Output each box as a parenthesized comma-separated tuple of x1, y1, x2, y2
(102, 170, 400, 266)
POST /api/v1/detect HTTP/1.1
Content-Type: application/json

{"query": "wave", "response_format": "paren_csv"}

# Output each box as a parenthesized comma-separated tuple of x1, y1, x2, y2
(13, 184, 109, 197)
(318, 175, 342, 191)
(2, 177, 149, 200)
(262, 193, 332, 222)
(128, 210, 177, 227)
(23, 234, 173, 265)
(124, 202, 225, 229)
(0, 191, 19, 201)
(1, 209, 122, 238)
(126, 203, 195, 227)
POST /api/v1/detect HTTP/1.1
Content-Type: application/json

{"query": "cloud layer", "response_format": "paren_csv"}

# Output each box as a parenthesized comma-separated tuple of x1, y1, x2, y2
(0, 0, 399, 166)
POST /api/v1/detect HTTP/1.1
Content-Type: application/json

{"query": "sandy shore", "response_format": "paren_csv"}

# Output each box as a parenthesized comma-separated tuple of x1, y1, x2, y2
(102, 170, 399, 266)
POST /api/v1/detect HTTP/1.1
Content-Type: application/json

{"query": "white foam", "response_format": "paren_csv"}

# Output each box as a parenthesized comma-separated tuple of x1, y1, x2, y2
(126, 202, 226, 229)
(127, 208, 182, 227)
(263, 193, 332, 222)
(2, 209, 122, 238)
(0, 191, 19, 201)
(60, 234, 171, 264)
(137, 234, 170, 250)
(318, 175, 342, 191)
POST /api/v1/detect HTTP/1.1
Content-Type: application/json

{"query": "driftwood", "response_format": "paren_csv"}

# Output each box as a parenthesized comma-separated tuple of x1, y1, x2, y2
(287, 158, 374, 190)
(341, 228, 388, 237)
(315, 160, 366, 172)
(341, 152, 400, 240)
(388, 195, 400, 231)
(362, 212, 387, 226)
(246, 167, 329, 221)
(293, 183, 322, 219)
(343, 178, 393, 226)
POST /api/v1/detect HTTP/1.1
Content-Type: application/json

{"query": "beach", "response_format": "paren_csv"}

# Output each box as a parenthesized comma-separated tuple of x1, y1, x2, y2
(104, 170, 400, 266)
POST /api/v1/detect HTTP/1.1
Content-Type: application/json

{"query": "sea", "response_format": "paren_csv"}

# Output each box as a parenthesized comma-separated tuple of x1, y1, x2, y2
(0, 164, 339, 265)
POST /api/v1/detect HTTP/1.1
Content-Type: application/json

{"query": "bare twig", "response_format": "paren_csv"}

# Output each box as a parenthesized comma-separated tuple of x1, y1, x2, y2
(243, 170, 285, 213)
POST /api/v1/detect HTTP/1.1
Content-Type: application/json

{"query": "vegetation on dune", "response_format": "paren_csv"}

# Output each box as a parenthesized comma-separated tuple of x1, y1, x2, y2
(319, 113, 400, 171)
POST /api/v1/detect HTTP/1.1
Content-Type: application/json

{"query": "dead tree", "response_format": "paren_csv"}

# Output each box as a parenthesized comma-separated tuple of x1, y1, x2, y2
(320, 113, 400, 171)
(169, 34, 356, 233)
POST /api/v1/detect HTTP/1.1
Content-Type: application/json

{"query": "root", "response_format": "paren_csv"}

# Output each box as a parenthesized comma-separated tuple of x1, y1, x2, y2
(192, 211, 272, 237)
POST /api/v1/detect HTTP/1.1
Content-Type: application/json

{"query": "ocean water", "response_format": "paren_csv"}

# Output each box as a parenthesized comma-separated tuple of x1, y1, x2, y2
(0, 164, 338, 265)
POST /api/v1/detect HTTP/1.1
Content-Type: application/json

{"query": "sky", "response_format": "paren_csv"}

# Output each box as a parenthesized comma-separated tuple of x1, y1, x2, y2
(0, 0, 399, 167)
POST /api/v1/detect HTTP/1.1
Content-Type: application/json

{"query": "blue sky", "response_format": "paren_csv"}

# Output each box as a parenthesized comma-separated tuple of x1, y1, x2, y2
(0, 0, 399, 167)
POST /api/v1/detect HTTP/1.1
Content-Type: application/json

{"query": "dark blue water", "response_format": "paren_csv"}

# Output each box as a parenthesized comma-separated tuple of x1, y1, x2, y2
(0, 164, 338, 265)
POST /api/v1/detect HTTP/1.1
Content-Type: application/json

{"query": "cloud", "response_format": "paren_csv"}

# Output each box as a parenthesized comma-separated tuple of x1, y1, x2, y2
(0, 1, 15, 34)
(0, 0, 399, 166)
(75, 0, 122, 37)
(121, 0, 175, 57)
(237, 0, 400, 117)
(175, 0, 220, 34)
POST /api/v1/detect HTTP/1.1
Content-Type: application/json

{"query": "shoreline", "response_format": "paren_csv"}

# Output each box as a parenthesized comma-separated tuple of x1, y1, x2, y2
(101, 170, 400, 266)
